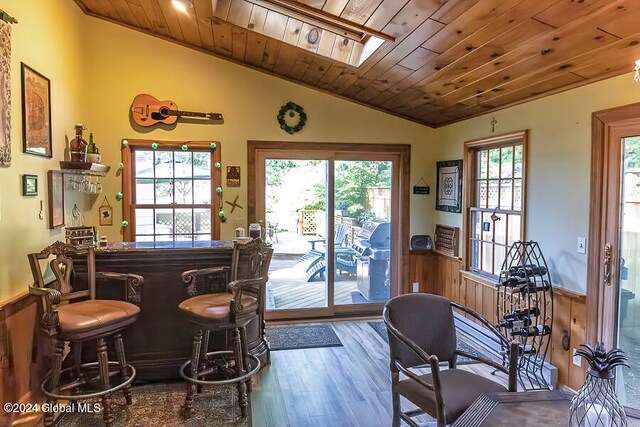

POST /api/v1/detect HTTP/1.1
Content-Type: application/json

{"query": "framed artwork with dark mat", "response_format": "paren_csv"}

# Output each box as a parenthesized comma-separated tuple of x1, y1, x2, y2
(436, 159, 462, 213)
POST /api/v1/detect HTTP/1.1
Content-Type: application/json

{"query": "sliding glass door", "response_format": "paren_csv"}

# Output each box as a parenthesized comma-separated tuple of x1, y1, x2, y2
(249, 142, 408, 320)
(333, 159, 393, 307)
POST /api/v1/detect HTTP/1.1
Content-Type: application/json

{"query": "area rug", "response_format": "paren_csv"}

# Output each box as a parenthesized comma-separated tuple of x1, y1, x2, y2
(57, 381, 247, 427)
(368, 321, 486, 365)
(266, 324, 343, 350)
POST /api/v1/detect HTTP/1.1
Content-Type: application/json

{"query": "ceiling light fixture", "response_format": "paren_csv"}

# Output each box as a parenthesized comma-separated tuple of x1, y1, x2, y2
(635, 59, 640, 82)
(247, 0, 394, 43)
(172, 0, 192, 14)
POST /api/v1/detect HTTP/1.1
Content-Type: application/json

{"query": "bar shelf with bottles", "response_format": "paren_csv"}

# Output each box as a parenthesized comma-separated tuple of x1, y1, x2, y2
(496, 240, 553, 390)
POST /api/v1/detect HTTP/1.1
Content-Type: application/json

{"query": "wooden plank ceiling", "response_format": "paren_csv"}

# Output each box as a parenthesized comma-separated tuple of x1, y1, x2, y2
(74, 0, 640, 127)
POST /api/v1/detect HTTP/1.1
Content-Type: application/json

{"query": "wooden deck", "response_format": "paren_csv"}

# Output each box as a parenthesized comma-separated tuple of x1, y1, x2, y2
(266, 255, 364, 310)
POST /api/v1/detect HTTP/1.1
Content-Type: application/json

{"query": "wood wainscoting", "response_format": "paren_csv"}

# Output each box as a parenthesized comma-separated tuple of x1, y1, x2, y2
(409, 250, 587, 390)
(0, 292, 40, 425)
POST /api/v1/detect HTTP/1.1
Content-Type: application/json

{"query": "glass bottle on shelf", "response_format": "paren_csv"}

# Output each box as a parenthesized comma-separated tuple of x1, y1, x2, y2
(69, 124, 87, 162)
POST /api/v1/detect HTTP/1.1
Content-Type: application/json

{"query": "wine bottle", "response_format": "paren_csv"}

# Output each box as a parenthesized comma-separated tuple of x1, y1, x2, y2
(500, 276, 529, 288)
(499, 316, 531, 329)
(508, 264, 548, 277)
(511, 325, 551, 337)
(517, 281, 550, 294)
(502, 307, 540, 321)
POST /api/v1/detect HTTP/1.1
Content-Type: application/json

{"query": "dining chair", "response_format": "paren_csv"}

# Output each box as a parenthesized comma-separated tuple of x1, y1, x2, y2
(383, 293, 519, 427)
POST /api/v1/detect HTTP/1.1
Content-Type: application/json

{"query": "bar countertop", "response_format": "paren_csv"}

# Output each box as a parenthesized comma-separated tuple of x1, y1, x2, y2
(96, 240, 234, 252)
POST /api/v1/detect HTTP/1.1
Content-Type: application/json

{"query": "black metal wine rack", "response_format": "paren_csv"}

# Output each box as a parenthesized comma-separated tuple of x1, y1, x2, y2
(496, 241, 553, 390)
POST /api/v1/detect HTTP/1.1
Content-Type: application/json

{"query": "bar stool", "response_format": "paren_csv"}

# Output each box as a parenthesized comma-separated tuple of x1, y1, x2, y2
(179, 238, 273, 418)
(28, 242, 144, 426)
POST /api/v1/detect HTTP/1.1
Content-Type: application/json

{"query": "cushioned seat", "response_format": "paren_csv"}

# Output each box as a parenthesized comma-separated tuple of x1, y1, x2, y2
(394, 368, 507, 424)
(58, 299, 140, 339)
(179, 293, 258, 325)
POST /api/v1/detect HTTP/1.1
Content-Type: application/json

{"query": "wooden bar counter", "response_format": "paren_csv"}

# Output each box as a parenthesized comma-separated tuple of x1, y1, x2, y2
(78, 240, 269, 381)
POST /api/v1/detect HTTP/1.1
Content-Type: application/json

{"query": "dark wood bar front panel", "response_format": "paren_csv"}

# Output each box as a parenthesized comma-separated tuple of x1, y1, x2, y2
(75, 241, 269, 381)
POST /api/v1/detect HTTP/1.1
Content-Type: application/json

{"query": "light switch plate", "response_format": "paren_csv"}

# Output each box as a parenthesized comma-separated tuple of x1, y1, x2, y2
(572, 348, 582, 367)
(577, 237, 587, 254)
(412, 282, 420, 293)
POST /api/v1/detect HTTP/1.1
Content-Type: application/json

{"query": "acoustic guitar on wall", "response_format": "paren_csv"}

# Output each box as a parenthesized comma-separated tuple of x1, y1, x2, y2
(131, 94, 224, 127)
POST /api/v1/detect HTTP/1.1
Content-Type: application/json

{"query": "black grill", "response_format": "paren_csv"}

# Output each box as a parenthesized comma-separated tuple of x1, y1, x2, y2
(352, 221, 391, 302)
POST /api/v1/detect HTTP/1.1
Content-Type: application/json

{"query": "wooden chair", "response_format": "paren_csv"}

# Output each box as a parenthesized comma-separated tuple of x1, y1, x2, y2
(383, 293, 519, 427)
(179, 238, 273, 418)
(28, 241, 144, 426)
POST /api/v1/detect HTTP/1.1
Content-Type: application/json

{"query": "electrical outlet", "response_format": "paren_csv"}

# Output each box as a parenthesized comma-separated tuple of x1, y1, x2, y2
(577, 237, 587, 254)
(572, 348, 582, 367)
(412, 282, 420, 293)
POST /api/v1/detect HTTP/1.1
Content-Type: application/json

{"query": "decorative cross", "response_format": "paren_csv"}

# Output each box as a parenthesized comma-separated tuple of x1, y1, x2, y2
(490, 117, 497, 133)
(225, 196, 243, 214)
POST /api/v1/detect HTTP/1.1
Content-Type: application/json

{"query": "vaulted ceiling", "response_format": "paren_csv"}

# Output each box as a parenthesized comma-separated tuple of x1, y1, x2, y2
(74, 0, 640, 127)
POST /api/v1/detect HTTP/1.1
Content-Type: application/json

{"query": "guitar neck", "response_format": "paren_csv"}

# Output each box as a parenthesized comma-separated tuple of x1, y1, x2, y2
(166, 109, 223, 120)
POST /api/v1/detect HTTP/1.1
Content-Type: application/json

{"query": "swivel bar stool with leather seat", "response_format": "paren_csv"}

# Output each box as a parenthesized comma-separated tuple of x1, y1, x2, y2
(179, 238, 273, 419)
(28, 242, 144, 426)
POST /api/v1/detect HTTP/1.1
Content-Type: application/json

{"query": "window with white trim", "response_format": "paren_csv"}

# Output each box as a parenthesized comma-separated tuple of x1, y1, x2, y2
(466, 132, 526, 278)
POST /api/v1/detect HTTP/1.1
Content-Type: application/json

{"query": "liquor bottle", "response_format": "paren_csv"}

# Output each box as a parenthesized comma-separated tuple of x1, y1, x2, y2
(69, 124, 87, 162)
(502, 307, 540, 321)
(500, 276, 529, 288)
(511, 325, 551, 337)
(508, 264, 548, 277)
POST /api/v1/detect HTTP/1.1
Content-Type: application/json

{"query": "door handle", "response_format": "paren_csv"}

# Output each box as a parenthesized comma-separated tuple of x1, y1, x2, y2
(604, 242, 613, 287)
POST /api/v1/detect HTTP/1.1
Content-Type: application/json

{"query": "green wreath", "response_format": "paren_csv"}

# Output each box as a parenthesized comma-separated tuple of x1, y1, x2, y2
(277, 102, 307, 134)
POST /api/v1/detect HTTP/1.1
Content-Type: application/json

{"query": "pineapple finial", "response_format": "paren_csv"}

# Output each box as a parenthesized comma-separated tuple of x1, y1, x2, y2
(575, 341, 629, 379)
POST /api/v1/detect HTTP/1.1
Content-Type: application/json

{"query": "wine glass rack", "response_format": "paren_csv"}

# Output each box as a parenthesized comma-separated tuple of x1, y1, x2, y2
(496, 241, 553, 390)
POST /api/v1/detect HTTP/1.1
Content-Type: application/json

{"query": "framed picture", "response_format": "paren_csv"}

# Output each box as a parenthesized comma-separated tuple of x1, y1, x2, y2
(22, 174, 38, 196)
(99, 197, 113, 226)
(47, 170, 64, 228)
(226, 166, 240, 187)
(436, 159, 463, 213)
(21, 63, 52, 157)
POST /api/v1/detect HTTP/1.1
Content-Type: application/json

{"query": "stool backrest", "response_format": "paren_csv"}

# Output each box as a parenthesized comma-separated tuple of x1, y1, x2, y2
(28, 241, 96, 302)
(231, 238, 273, 282)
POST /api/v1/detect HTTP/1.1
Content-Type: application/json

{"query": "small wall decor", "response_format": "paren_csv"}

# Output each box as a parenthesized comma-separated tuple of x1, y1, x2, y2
(225, 195, 243, 214)
(277, 102, 307, 134)
(22, 174, 37, 196)
(226, 166, 240, 187)
(21, 63, 52, 157)
(413, 177, 430, 195)
(99, 196, 113, 226)
(0, 18, 12, 166)
(436, 159, 463, 213)
(47, 170, 64, 228)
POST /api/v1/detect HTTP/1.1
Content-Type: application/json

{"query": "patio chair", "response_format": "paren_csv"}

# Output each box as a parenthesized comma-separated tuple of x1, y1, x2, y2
(297, 223, 357, 281)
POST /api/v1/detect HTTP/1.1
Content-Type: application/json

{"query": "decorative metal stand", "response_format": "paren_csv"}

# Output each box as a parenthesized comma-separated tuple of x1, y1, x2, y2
(496, 241, 554, 390)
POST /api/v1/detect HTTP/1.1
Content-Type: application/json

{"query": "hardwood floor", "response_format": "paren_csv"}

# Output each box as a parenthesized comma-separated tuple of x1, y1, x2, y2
(251, 319, 511, 426)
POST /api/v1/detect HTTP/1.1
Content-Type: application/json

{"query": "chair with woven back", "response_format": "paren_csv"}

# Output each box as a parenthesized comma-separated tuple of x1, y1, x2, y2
(28, 241, 144, 426)
(383, 293, 520, 427)
(179, 238, 273, 419)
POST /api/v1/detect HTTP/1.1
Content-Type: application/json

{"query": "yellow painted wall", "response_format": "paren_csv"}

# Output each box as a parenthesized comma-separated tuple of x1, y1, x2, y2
(2, 2, 640, 302)
(81, 16, 438, 243)
(0, 0, 87, 301)
(434, 72, 640, 293)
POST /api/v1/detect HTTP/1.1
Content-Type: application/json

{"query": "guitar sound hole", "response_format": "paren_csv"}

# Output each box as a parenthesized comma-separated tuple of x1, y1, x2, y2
(159, 107, 169, 117)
